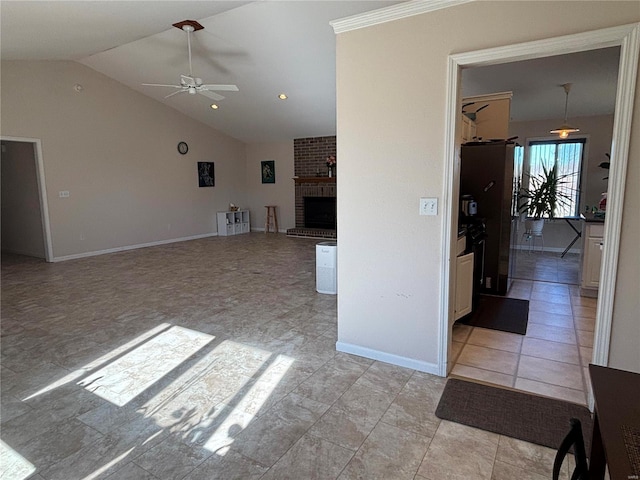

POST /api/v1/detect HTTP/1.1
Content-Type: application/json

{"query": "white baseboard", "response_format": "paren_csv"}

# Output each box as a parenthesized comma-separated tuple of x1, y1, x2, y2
(513, 244, 581, 254)
(336, 341, 440, 375)
(53, 233, 217, 262)
(252, 227, 285, 233)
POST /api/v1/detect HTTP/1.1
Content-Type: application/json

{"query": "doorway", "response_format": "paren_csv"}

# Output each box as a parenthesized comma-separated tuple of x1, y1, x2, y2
(440, 24, 639, 405)
(0, 137, 53, 262)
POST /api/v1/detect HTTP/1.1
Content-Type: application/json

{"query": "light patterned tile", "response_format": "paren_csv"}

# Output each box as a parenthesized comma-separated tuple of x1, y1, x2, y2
(527, 310, 574, 328)
(467, 328, 523, 353)
(526, 323, 576, 345)
(576, 329, 594, 348)
(528, 300, 573, 316)
(531, 283, 570, 295)
(517, 355, 584, 391)
(340, 422, 430, 480)
(529, 291, 571, 304)
(262, 434, 354, 480)
(450, 341, 464, 364)
(579, 346, 593, 367)
(573, 315, 595, 332)
(308, 407, 374, 451)
(491, 460, 549, 480)
(521, 337, 580, 365)
(495, 435, 566, 479)
(354, 361, 413, 395)
(182, 451, 267, 480)
(450, 364, 514, 388)
(515, 377, 586, 405)
(417, 420, 498, 480)
(572, 305, 597, 318)
(456, 344, 519, 375)
(452, 324, 473, 343)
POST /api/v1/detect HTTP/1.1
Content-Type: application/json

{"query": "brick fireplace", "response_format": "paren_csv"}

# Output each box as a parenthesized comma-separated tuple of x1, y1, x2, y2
(286, 136, 337, 239)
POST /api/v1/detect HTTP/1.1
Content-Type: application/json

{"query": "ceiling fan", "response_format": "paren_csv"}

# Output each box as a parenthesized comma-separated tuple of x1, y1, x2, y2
(142, 20, 238, 102)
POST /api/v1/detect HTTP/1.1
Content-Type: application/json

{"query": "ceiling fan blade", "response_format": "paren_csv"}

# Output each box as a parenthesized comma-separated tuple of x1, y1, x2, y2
(200, 84, 239, 92)
(165, 90, 186, 99)
(142, 83, 182, 88)
(197, 90, 225, 101)
(180, 75, 197, 86)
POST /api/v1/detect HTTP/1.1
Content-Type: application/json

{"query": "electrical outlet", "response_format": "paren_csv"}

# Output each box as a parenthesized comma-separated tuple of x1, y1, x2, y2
(419, 197, 438, 216)
(59, 191, 70, 198)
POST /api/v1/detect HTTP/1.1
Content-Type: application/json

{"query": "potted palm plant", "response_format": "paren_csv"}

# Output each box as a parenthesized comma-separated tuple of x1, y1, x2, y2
(518, 163, 574, 235)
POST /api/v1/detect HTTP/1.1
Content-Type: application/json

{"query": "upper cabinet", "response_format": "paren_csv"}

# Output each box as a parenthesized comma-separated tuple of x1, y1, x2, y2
(462, 91, 512, 141)
(461, 115, 477, 143)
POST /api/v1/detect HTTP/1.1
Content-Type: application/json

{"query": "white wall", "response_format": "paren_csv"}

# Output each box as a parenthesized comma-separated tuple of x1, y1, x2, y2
(245, 142, 295, 232)
(1, 61, 247, 259)
(1, 141, 46, 258)
(336, 2, 640, 373)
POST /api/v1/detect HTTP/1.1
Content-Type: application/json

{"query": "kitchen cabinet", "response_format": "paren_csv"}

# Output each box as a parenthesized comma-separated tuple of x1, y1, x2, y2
(455, 252, 474, 320)
(461, 92, 512, 141)
(217, 210, 250, 236)
(580, 221, 604, 296)
(454, 233, 474, 320)
(461, 115, 476, 143)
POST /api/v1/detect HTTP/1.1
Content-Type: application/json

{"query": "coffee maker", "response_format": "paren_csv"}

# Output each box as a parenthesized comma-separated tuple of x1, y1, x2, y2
(461, 194, 478, 218)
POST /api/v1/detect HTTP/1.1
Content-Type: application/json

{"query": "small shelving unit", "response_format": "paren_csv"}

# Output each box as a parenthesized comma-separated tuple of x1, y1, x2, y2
(217, 210, 250, 236)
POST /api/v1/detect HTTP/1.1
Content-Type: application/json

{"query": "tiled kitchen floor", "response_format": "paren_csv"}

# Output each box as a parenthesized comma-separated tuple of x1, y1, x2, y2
(512, 249, 580, 285)
(2, 234, 579, 480)
(451, 254, 597, 406)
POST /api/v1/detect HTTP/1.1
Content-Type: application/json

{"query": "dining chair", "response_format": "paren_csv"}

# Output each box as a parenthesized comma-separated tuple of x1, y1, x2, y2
(553, 418, 589, 480)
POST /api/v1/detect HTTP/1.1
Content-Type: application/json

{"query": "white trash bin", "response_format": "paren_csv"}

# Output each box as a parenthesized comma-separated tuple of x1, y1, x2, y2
(316, 242, 337, 294)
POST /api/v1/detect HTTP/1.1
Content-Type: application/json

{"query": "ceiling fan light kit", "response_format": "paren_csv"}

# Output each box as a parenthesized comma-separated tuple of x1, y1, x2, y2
(142, 20, 238, 103)
(549, 83, 579, 138)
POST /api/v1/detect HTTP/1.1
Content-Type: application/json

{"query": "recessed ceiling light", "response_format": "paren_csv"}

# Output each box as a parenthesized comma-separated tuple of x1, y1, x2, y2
(210, 104, 219, 110)
(278, 93, 288, 100)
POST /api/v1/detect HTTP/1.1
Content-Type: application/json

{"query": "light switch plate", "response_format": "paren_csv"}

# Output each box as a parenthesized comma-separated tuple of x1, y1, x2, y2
(419, 197, 438, 216)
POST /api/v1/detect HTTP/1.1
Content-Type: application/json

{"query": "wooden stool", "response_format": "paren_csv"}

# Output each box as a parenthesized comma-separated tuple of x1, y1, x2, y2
(265, 205, 278, 233)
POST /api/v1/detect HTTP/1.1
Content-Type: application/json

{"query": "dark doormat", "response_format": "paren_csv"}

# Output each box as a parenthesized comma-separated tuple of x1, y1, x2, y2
(459, 294, 529, 335)
(435, 378, 593, 451)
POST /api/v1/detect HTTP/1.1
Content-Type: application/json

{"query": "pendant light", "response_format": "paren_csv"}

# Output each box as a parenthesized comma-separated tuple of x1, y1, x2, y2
(550, 83, 580, 139)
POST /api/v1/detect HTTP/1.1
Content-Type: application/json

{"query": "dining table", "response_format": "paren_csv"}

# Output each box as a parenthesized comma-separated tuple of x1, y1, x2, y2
(588, 364, 640, 480)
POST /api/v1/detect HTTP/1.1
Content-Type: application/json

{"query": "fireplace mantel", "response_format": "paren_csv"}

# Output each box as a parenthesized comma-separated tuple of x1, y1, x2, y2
(293, 177, 335, 184)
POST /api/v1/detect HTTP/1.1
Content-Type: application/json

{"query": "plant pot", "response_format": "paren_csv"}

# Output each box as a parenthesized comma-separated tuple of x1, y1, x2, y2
(525, 218, 544, 235)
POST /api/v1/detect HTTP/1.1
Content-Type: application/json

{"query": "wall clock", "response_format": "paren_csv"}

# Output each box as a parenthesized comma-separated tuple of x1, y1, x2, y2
(177, 141, 189, 155)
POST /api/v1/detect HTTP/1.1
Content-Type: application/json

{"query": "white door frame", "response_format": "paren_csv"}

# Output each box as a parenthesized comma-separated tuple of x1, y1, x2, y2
(439, 24, 640, 382)
(1, 136, 54, 262)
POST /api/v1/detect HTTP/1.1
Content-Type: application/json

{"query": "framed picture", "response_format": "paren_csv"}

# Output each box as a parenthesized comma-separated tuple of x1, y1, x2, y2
(261, 160, 275, 184)
(197, 162, 215, 187)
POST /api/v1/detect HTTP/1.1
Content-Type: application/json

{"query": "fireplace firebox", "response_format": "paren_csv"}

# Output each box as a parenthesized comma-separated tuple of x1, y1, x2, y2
(304, 197, 336, 229)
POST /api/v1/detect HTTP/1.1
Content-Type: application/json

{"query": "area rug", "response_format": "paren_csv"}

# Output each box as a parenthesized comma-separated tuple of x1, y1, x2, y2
(435, 378, 593, 451)
(459, 294, 529, 335)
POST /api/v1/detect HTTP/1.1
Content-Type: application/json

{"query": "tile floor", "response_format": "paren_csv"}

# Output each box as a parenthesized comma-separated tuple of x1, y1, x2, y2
(512, 249, 580, 285)
(451, 250, 596, 406)
(2, 234, 580, 480)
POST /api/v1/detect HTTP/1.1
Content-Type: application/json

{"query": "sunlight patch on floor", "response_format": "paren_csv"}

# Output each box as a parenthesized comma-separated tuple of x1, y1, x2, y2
(82, 447, 135, 480)
(203, 354, 294, 455)
(78, 326, 214, 406)
(0, 440, 36, 480)
(22, 323, 173, 401)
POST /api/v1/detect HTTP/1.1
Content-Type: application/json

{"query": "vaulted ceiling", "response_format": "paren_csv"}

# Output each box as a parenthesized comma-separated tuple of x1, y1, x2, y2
(1, 1, 620, 143)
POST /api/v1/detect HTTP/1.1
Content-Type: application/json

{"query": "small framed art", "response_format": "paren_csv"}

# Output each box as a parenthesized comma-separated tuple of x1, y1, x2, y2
(261, 160, 275, 184)
(197, 162, 215, 187)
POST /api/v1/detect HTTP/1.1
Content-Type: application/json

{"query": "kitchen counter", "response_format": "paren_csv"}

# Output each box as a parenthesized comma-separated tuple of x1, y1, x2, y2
(581, 212, 605, 223)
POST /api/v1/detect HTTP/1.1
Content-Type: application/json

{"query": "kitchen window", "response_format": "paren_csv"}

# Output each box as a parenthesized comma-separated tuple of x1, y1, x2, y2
(520, 138, 585, 218)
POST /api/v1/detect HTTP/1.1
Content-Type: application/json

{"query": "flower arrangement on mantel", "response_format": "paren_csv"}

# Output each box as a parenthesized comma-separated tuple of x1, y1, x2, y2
(326, 154, 336, 178)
